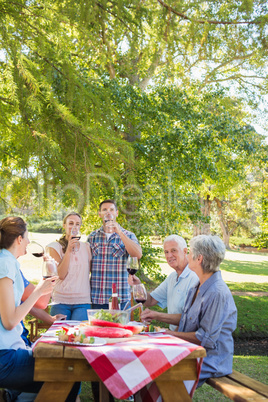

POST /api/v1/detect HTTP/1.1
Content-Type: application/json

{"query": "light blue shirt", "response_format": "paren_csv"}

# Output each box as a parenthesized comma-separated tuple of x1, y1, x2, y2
(150, 265, 199, 331)
(0, 249, 26, 350)
(178, 271, 237, 384)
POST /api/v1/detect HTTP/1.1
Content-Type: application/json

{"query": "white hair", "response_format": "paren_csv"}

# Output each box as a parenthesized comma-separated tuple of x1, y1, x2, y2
(189, 235, 225, 273)
(163, 234, 187, 251)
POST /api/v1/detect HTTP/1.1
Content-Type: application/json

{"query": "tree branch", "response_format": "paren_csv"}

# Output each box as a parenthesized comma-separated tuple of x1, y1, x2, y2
(0, 96, 14, 106)
(157, 0, 265, 25)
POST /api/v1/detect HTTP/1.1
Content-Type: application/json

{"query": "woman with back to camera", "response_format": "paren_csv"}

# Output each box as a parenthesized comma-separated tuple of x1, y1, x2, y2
(0, 216, 80, 401)
(46, 212, 92, 321)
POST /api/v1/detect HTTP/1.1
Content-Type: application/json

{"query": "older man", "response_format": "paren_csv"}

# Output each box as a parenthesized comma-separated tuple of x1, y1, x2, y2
(129, 234, 199, 330)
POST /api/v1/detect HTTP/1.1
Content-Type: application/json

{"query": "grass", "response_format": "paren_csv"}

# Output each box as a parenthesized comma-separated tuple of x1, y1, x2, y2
(221, 260, 268, 276)
(233, 296, 268, 338)
(227, 282, 268, 292)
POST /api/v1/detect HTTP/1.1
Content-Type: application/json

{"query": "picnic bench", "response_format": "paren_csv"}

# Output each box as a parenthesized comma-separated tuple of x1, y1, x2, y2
(206, 369, 268, 401)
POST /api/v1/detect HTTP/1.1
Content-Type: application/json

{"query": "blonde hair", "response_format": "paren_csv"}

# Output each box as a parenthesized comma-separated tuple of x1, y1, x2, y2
(57, 212, 82, 253)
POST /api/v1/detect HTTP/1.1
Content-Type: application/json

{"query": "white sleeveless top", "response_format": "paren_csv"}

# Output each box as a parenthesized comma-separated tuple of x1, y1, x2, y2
(46, 241, 91, 304)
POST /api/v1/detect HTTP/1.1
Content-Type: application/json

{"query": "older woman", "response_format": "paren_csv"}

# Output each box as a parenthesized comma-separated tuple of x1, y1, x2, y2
(141, 235, 237, 386)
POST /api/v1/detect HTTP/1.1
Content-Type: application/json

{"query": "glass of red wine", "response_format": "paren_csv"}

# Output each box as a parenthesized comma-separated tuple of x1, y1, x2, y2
(27, 241, 44, 258)
(42, 256, 58, 279)
(127, 256, 139, 276)
(133, 284, 147, 307)
(70, 226, 81, 253)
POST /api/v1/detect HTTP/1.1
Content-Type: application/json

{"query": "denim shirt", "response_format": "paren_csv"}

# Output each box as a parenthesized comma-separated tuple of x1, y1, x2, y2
(178, 271, 237, 383)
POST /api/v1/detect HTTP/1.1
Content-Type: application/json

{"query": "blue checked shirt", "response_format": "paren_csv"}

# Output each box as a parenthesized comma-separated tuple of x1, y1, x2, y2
(87, 225, 140, 304)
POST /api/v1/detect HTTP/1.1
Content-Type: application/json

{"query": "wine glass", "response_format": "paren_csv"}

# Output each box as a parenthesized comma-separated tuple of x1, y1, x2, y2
(42, 256, 58, 279)
(132, 284, 147, 307)
(27, 241, 45, 258)
(127, 256, 139, 276)
(70, 226, 81, 252)
(104, 213, 114, 233)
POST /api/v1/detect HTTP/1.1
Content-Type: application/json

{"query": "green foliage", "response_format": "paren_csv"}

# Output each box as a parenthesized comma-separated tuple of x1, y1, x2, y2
(138, 237, 166, 284)
(27, 220, 62, 233)
(229, 236, 255, 247)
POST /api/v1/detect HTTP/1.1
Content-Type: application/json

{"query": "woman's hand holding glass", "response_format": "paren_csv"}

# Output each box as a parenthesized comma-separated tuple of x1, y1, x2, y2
(70, 226, 81, 253)
(42, 255, 58, 279)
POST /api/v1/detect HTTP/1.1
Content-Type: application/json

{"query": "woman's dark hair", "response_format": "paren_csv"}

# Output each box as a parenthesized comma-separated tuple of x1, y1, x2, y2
(0, 216, 27, 250)
(57, 212, 82, 253)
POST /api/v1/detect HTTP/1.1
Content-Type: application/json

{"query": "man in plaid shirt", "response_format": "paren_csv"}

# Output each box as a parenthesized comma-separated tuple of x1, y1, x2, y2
(87, 199, 142, 310)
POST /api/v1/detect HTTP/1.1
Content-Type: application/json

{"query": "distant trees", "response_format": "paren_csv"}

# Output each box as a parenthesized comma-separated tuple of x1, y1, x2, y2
(0, 0, 267, 243)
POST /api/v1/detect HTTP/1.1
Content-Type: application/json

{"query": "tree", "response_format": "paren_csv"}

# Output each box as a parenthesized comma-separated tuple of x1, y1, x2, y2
(0, 0, 267, 232)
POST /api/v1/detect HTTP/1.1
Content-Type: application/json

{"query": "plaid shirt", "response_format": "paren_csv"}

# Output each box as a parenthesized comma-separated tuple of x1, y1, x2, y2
(87, 225, 140, 304)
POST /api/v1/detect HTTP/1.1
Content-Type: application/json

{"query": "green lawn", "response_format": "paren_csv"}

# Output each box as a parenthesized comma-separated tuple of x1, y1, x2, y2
(221, 259, 268, 276)
(227, 282, 268, 292)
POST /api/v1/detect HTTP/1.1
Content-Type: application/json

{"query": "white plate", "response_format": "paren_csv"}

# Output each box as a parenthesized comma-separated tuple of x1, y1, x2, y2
(53, 320, 82, 325)
(56, 337, 106, 346)
(140, 329, 166, 334)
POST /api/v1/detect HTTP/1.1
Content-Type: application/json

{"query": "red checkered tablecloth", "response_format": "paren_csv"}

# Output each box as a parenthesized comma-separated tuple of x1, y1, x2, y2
(34, 322, 203, 400)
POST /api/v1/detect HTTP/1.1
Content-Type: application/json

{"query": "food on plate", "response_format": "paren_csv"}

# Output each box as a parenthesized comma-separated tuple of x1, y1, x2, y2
(57, 326, 95, 344)
(123, 324, 143, 335)
(83, 326, 133, 338)
(143, 324, 162, 333)
(90, 318, 124, 328)
(88, 310, 142, 335)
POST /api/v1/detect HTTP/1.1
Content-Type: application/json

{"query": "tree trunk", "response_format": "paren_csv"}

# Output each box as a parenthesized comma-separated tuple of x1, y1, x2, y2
(214, 197, 231, 249)
(193, 195, 211, 236)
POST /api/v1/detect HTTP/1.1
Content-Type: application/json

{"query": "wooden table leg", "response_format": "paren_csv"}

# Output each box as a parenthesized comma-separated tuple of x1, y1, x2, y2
(35, 382, 74, 402)
(155, 380, 192, 402)
(99, 382, 111, 402)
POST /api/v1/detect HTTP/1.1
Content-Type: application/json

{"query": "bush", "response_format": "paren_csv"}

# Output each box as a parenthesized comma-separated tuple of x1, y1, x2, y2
(27, 221, 62, 233)
(229, 236, 254, 247)
(253, 232, 268, 249)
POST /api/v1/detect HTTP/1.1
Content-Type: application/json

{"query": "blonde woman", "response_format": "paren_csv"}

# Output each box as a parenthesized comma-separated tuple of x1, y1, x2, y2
(46, 212, 92, 320)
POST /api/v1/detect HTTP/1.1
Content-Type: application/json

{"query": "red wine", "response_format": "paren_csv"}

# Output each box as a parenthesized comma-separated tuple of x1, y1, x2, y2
(71, 236, 81, 240)
(32, 252, 44, 257)
(127, 268, 138, 275)
(134, 298, 146, 304)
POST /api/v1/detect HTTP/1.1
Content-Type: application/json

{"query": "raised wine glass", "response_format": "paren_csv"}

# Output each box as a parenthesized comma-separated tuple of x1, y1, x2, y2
(127, 256, 139, 276)
(70, 226, 81, 253)
(104, 213, 114, 233)
(27, 241, 45, 258)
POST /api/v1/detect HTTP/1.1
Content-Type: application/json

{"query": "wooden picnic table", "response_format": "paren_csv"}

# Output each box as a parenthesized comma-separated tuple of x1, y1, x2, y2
(33, 340, 206, 401)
